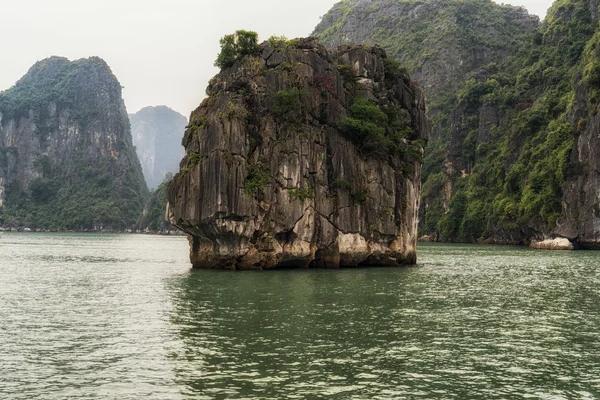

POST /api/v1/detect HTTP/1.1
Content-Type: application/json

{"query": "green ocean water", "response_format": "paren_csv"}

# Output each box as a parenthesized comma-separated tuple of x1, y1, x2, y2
(1, 233, 599, 399)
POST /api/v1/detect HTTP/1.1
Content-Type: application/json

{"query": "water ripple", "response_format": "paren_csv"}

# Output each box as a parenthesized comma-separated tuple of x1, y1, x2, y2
(1, 236, 600, 398)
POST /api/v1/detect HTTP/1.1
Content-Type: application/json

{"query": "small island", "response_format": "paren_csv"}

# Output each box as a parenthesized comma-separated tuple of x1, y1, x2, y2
(167, 34, 430, 269)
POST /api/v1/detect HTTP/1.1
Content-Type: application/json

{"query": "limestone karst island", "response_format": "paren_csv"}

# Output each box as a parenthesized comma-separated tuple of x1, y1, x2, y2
(2, 0, 600, 398)
(167, 37, 430, 269)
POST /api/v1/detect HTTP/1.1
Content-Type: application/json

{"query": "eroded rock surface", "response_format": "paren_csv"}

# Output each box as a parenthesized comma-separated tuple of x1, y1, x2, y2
(556, 34, 600, 249)
(167, 38, 430, 269)
(530, 238, 575, 251)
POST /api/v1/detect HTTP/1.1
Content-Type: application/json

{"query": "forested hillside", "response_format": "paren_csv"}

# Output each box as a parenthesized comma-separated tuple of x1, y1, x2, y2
(0, 57, 148, 230)
(316, 0, 600, 246)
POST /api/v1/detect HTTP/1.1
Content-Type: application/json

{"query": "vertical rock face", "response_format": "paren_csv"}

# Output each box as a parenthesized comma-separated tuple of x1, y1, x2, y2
(314, 0, 541, 244)
(129, 106, 187, 189)
(316, 0, 600, 248)
(0, 56, 148, 229)
(313, 0, 539, 101)
(557, 30, 600, 249)
(167, 38, 430, 269)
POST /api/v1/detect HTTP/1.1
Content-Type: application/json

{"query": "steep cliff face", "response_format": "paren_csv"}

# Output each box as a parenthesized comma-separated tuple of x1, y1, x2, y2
(129, 106, 187, 189)
(316, 0, 600, 247)
(313, 0, 538, 103)
(167, 38, 430, 269)
(0, 56, 148, 229)
(558, 19, 600, 248)
(417, 0, 599, 245)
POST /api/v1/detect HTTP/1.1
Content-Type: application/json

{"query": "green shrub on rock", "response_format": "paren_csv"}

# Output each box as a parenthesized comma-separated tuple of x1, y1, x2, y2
(188, 151, 203, 168)
(243, 161, 271, 195)
(272, 88, 304, 122)
(267, 36, 300, 51)
(289, 185, 313, 203)
(340, 98, 416, 160)
(215, 30, 261, 70)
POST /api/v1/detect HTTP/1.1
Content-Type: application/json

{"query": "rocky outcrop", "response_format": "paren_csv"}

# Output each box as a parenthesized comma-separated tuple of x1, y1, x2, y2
(530, 238, 574, 250)
(129, 106, 187, 189)
(556, 30, 600, 249)
(315, 0, 600, 248)
(314, 0, 542, 244)
(167, 38, 430, 269)
(313, 0, 539, 101)
(0, 56, 148, 230)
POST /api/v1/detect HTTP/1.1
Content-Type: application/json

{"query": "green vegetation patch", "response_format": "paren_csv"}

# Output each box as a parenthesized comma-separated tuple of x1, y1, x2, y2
(188, 151, 203, 168)
(289, 184, 313, 203)
(267, 36, 300, 51)
(215, 30, 262, 70)
(0, 56, 115, 125)
(409, 0, 599, 241)
(243, 161, 271, 195)
(351, 187, 368, 204)
(137, 181, 172, 232)
(0, 153, 148, 230)
(339, 98, 417, 161)
(272, 88, 304, 122)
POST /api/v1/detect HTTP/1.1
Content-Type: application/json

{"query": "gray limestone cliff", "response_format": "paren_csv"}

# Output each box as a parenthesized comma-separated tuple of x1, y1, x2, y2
(557, 20, 600, 249)
(129, 106, 187, 189)
(167, 37, 430, 269)
(313, 0, 539, 103)
(315, 0, 600, 248)
(0, 56, 148, 229)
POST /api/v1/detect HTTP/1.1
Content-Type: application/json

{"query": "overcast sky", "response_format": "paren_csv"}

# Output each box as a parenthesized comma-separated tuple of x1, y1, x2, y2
(0, 0, 553, 118)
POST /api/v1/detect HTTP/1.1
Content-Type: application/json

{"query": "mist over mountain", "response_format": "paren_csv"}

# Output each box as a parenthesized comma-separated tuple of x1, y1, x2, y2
(129, 106, 187, 189)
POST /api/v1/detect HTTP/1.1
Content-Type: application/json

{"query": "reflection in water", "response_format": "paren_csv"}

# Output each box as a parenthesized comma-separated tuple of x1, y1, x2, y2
(167, 245, 600, 399)
(168, 269, 408, 399)
(1, 234, 600, 399)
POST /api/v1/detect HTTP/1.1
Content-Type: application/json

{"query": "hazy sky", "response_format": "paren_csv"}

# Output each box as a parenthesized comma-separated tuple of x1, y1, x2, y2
(1, 0, 554, 118)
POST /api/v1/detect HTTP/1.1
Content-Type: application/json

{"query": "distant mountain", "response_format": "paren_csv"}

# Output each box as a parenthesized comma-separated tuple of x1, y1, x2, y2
(0, 56, 148, 230)
(129, 106, 187, 189)
(138, 177, 174, 232)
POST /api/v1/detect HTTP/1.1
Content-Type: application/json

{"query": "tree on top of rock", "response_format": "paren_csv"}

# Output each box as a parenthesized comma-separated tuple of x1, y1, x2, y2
(215, 30, 261, 70)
